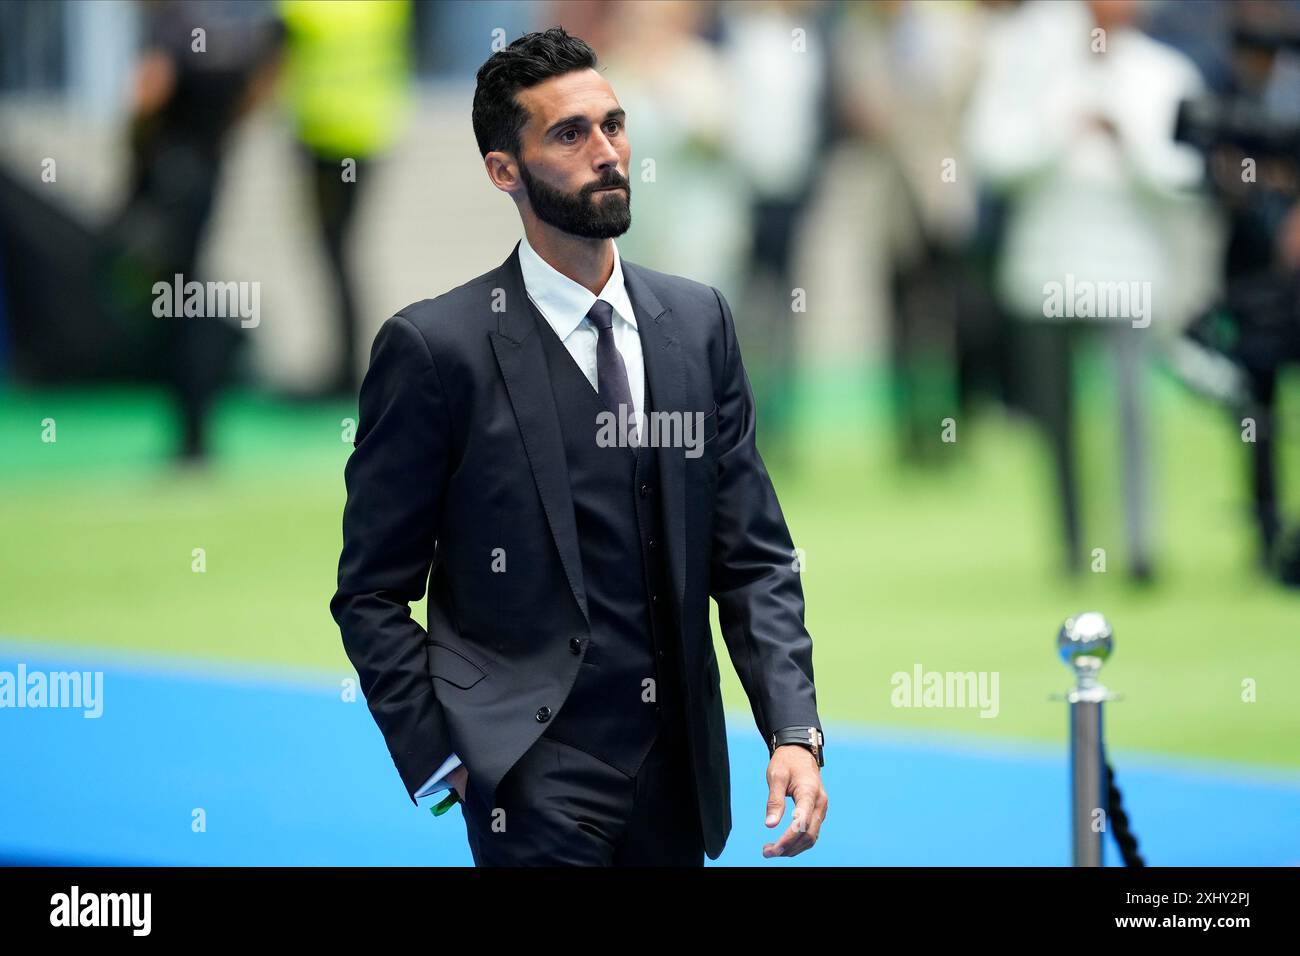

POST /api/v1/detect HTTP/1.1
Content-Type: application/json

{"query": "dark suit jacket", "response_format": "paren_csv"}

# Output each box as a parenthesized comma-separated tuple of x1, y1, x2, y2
(330, 241, 820, 859)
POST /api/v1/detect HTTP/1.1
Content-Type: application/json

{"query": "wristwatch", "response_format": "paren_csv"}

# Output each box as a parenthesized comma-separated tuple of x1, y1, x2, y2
(769, 725, 825, 767)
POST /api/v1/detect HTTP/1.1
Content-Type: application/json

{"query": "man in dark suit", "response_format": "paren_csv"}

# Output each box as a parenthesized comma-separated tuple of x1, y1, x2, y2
(330, 26, 826, 865)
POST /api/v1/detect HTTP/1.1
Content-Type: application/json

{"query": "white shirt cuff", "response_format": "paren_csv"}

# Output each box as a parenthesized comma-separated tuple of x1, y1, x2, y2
(414, 752, 462, 798)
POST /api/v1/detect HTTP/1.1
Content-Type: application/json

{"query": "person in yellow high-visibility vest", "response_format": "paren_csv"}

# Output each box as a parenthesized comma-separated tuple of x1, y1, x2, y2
(279, 0, 414, 397)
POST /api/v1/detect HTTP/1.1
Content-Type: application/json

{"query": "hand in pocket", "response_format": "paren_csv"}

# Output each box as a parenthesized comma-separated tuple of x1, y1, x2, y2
(449, 764, 469, 802)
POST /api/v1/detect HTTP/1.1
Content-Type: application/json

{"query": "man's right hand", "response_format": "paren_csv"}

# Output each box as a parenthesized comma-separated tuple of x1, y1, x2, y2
(449, 764, 469, 802)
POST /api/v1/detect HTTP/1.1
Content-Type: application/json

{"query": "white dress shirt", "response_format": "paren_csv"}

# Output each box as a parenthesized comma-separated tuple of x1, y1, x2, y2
(413, 232, 645, 801)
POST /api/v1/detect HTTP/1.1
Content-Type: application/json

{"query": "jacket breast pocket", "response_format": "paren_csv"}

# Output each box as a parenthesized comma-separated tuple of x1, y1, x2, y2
(426, 641, 487, 690)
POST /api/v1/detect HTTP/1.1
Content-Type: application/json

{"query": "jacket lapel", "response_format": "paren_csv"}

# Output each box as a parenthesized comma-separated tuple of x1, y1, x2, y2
(489, 242, 589, 625)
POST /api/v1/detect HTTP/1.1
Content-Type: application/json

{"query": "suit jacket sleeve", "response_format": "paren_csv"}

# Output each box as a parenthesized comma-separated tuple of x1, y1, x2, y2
(331, 312, 457, 805)
(707, 286, 821, 744)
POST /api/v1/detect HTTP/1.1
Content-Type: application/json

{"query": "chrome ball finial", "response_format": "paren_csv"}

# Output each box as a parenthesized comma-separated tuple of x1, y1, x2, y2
(1057, 611, 1113, 687)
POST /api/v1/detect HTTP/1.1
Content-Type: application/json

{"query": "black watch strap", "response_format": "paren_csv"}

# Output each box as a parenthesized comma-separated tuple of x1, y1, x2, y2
(769, 725, 825, 767)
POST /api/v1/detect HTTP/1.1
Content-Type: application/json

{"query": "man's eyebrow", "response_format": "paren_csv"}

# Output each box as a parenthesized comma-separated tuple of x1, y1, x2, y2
(544, 108, 626, 138)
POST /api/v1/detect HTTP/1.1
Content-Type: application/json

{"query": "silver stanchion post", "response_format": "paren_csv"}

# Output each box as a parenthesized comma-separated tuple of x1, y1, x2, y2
(1057, 612, 1118, 867)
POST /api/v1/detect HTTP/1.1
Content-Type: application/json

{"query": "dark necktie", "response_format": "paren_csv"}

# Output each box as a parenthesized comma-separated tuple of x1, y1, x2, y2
(587, 298, 638, 446)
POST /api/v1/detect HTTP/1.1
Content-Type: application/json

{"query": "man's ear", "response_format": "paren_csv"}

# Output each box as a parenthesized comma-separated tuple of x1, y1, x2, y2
(485, 151, 522, 196)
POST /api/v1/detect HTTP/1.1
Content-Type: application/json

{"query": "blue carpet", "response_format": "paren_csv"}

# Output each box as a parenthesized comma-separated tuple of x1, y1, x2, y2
(1, 639, 1297, 866)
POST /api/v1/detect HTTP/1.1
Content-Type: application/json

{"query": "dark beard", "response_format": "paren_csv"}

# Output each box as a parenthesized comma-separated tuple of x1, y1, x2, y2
(518, 159, 631, 239)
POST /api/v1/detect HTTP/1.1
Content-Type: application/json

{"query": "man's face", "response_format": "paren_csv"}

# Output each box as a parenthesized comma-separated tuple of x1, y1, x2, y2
(511, 69, 631, 239)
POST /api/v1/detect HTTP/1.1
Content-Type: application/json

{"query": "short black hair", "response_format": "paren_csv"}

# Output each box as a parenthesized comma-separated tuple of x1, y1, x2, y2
(471, 26, 599, 160)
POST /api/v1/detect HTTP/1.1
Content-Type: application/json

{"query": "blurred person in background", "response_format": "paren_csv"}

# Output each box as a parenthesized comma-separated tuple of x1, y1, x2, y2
(599, 0, 747, 303)
(719, 0, 836, 464)
(965, 0, 1205, 580)
(278, 0, 414, 399)
(102, 0, 284, 462)
(849, 0, 993, 465)
(1158, 0, 1300, 583)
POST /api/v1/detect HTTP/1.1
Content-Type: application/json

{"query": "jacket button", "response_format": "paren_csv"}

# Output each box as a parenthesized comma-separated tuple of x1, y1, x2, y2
(651, 593, 659, 604)
(648, 538, 657, 550)
(569, 637, 582, 654)
(640, 483, 651, 497)
(536, 706, 552, 722)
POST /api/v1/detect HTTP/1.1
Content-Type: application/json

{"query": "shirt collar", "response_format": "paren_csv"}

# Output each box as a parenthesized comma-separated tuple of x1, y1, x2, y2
(518, 232, 637, 341)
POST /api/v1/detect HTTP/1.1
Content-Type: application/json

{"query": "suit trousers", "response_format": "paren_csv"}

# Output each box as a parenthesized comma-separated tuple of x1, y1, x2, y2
(460, 713, 705, 866)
